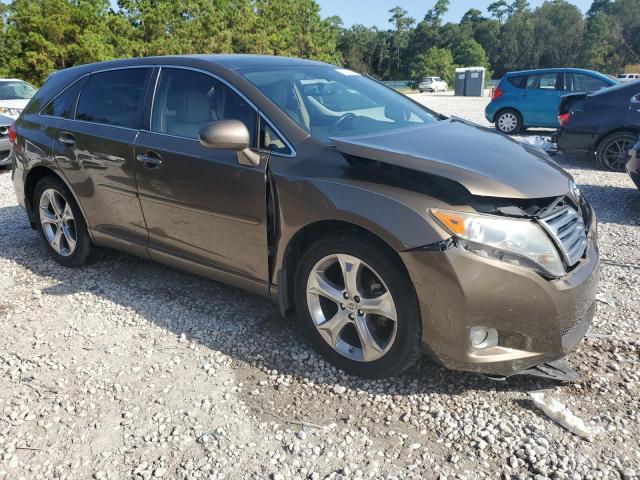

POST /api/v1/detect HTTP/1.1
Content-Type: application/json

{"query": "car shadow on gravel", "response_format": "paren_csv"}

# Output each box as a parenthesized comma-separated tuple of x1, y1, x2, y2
(0, 203, 574, 398)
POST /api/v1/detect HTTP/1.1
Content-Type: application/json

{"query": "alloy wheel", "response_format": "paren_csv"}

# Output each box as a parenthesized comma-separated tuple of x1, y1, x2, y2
(497, 112, 518, 133)
(306, 254, 397, 362)
(602, 137, 634, 171)
(38, 188, 77, 257)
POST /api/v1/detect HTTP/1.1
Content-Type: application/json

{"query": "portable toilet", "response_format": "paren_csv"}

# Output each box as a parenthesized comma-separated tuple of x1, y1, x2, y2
(454, 68, 467, 96)
(464, 67, 486, 97)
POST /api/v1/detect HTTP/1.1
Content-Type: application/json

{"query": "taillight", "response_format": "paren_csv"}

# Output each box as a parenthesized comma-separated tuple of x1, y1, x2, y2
(492, 86, 504, 101)
(8, 123, 17, 144)
(558, 112, 570, 127)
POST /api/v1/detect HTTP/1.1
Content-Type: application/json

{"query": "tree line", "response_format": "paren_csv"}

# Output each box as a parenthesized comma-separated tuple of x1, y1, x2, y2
(1, 0, 639, 87)
(337, 0, 640, 85)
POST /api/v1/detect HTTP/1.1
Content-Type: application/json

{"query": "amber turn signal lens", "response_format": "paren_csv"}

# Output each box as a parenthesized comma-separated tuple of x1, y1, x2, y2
(432, 210, 466, 235)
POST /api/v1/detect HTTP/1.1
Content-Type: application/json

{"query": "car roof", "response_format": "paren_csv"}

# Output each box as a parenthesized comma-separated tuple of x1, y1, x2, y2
(57, 54, 331, 75)
(505, 68, 609, 77)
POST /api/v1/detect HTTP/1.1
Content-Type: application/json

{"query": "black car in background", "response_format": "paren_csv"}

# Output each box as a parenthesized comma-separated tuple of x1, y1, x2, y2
(627, 138, 640, 189)
(555, 81, 640, 171)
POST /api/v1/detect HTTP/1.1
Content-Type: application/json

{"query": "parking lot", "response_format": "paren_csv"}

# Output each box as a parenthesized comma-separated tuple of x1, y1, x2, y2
(1, 94, 639, 479)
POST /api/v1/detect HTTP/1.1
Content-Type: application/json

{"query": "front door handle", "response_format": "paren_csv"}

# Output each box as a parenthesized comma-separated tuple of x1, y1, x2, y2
(58, 131, 76, 147)
(136, 152, 163, 169)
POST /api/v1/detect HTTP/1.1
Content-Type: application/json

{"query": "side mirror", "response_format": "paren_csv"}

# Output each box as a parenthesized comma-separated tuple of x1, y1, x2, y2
(199, 120, 261, 166)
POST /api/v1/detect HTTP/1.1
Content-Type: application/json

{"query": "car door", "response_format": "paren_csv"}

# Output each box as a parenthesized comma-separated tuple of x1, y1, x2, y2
(134, 67, 270, 283)
(522, 73, 566, 126)
(53, 67, 153, 257)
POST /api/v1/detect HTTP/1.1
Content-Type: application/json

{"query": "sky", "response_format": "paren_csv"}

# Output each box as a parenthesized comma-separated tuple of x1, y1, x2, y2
(317, 0, 595, 28)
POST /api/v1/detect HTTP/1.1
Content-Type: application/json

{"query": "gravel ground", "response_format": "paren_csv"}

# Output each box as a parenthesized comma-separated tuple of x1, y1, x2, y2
(1, 94, 639, 480)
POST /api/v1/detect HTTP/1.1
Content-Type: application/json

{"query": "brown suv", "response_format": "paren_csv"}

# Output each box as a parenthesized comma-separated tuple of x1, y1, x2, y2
(10, 55, 599, 378)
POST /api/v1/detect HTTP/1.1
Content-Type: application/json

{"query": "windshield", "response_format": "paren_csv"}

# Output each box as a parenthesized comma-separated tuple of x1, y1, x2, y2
(238, 65, 438, 143)
(0, 81, 37, 100)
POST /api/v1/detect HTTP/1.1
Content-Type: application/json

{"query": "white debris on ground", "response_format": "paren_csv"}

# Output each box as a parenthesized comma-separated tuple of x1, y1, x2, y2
(530, 392, 603, 440)
(1, 93, 639, 479)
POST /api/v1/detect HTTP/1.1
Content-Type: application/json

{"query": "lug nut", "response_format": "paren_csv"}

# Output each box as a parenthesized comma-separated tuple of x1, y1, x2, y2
(358, 310, 364, 316)
(340, 303, 345, 310)
(348, 313, 355, 320)
(354, 295, 360, 303)
(343, 292, 349, 299)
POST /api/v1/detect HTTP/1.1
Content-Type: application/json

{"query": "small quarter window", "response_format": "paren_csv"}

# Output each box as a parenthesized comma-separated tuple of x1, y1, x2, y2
(76, 68, 151, 128)
(43, 77, 87, 118)
(260, 120, 291, 155)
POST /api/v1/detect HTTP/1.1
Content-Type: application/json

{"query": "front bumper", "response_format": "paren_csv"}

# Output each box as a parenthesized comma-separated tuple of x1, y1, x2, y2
(0, 137, 11, 166)
(400, 214, 599, 377)
(627, 144, 640, 190)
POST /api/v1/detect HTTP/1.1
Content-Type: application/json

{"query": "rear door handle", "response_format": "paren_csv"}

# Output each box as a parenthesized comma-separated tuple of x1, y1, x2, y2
(58, 131, 76, 147)
(136, 152, 163, 169)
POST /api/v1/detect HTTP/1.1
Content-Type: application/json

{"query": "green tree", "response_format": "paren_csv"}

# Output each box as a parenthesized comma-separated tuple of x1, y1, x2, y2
(409, 47, 455, 86)
(252, 0, 340, 62)
(487, 1, 509, 23)
(494, 6, 535, 75)
(533, 0, 584, 68)
(580, 11, 621, 71)
(337, 24, 380, 74)
(388, 6, 415, 77)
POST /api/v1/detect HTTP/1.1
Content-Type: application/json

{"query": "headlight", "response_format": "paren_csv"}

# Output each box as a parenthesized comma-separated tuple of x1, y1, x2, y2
(0, 106, 22, 116)
(431, 209, 564, 277)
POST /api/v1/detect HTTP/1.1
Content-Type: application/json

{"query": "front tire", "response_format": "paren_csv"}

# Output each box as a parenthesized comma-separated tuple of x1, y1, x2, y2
(596, 132, 637, 172)
(33, 176, 96, 267)
(294, 233, 422, 378)
(495, 109, 522, 135)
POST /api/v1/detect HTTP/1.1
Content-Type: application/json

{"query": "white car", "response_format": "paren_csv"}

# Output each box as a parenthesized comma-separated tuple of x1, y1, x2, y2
(418, 76, 448, 93)
(0, 79, 37, 120)
(617, 73, 640, 83)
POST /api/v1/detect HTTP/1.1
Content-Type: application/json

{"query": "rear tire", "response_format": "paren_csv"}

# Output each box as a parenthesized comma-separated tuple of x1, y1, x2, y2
(294, 233, 422, 378)
(596, 132, 636, 172)
(33, 176, 97, 267)
(495, 109, 522, 135)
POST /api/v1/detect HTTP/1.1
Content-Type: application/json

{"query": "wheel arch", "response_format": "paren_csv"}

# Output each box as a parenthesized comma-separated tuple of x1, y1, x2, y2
(495, 106, 524, 125)
(276, 219, 411, 317)
(595, 128, 639, 151)
(24, 165, 91, 234)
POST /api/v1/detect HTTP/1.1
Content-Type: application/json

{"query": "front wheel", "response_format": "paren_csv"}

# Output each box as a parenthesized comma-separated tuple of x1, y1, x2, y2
(294, 234, 422, 378)
(596, 132, 637, 171)
(495, 109, 522, 134)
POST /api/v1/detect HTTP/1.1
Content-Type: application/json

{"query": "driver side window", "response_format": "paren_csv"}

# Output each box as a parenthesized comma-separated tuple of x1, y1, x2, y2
(151, 68, 257, 145)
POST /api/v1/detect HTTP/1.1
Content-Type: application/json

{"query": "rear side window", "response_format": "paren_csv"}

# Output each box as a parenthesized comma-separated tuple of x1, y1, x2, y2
(76, 68, 151, 128)
(507, 75, 527, 89)
(527, 73, 560, 90)
(572, 74, 610, 92)
(43, 77, 87, 118)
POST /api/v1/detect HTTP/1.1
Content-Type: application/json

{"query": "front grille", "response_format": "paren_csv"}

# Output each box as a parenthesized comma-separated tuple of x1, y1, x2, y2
(539, 205, 587, 268)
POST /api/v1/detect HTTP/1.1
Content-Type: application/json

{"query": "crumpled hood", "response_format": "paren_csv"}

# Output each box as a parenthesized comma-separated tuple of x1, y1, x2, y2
(331, 120, 572, 199)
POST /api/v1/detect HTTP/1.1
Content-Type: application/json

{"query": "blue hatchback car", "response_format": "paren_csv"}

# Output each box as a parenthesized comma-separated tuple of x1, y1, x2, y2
(485, 68, 617, 134)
